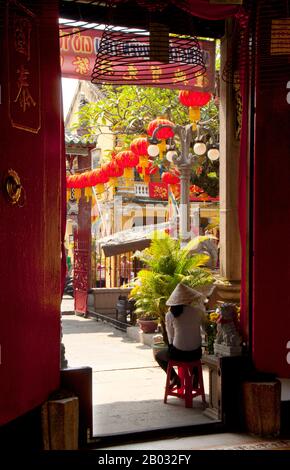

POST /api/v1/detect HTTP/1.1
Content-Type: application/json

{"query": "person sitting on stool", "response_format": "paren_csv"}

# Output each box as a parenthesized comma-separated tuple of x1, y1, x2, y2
(155, 283, 207, 388)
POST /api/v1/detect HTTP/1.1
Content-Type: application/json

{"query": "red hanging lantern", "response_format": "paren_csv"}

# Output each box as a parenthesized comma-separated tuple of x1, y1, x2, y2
(178, 90, 211, 125)
(100, 164, 108, 178)
(103, 161, 123, 178)
(70, 174, 80, 188)
(161, 171, 180, 185)
(103, 160, 124, 188)
(75, 173, 87, 188)
(114, 151, 126, 170)
(147, 118, 175, 140)
(115, 150, 139, 169)
(66, 175, 74, 188)
(147, 118, 175, 161)
(178, 90, 211, 108)
(86, 169, 108, 194)
(130, 137, 150, 178)
(115, 150, 139, 185)
(83, 172, 91, 188)
(97, 168, 109, 184)
(86, 170, 96, 187)
(130, 137, 148, 157)
(126, 151, 139, 168)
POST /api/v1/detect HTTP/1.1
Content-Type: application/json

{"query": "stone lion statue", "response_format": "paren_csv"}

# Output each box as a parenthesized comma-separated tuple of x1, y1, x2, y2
(215, 303, 241, 347)
(190, 237, 218, 269)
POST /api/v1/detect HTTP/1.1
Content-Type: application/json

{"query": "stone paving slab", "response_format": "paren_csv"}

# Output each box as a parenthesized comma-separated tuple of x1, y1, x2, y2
(62, 316, 157, 370)
(61, 295, 75, 314)
(62, 315, 213, 437)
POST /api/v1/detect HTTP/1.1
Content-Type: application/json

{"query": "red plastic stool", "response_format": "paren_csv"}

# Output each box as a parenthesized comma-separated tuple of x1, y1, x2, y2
(164, 360, 206, 408)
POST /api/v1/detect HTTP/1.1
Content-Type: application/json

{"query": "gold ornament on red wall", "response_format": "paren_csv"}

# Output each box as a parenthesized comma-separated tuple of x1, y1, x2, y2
(8, 1, 41, 133)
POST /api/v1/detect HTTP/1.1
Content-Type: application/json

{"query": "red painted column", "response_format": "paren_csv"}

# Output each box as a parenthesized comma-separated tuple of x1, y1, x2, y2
(252, 1, 290, 377)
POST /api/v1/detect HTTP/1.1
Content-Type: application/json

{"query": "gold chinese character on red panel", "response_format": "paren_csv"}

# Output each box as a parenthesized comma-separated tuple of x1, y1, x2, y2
(150, 66, 162, 83)
(122, 65, 138, 80)
(173, 68, 189, 85)
(72, 56, 90, 75)
(14, 15, 32, 60)
(14, 65, 36, 112)
(8, 2, 41, 133)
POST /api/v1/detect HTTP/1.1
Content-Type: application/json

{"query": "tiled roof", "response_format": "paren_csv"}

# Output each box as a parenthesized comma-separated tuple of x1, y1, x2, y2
(65, 131, 96, 146)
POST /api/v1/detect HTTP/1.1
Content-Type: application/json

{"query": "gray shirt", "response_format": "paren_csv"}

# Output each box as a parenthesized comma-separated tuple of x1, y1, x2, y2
(165, 304, 206, 351)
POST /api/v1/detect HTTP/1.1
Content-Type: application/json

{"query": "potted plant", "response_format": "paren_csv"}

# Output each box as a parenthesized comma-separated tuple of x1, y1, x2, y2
(136, 311, 159, 334)
(130, 233, 214, 345)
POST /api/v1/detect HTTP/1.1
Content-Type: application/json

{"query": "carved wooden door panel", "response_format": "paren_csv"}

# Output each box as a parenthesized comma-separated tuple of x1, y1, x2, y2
(0, 0, 63, 425)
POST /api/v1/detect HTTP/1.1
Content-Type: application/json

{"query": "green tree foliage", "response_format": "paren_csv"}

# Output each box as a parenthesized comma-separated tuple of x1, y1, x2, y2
(75, 84, 219, 195)
(76, 85, 192, 138)
(191, 158, 219, 197)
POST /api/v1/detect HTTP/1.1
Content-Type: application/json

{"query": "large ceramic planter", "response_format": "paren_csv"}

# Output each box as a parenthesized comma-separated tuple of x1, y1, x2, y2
(137, 319, 158, 334)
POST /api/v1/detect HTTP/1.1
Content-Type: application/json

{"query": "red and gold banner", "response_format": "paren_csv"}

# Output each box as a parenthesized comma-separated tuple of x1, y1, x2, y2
(60, 27, 215, 92)
(149, 182, 219, 201)
(149, 182, 169, 200)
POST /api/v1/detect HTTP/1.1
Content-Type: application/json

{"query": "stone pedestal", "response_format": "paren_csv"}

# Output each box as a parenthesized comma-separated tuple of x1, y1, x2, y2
(202, 355, 221, 420)
(214, 280, 241, 304)
(214, 343, 242, 357)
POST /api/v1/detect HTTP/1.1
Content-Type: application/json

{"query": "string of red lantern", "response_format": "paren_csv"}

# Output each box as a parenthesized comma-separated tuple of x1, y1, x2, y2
(66, 90, 212, 194)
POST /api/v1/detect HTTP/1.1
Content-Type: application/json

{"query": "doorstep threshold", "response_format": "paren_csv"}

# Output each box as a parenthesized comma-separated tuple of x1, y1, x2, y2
(86, 421, 224, 449)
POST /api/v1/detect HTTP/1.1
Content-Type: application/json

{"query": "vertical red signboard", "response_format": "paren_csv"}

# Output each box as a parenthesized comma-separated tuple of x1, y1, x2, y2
(74, 198, 91, 315)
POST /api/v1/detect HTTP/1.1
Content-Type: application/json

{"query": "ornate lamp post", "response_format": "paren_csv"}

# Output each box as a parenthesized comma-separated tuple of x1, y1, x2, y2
(148, 121, 219, 243)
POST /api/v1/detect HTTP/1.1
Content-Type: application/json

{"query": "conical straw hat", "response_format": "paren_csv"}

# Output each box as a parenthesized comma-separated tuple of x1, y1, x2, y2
(166, 283, 205, 306)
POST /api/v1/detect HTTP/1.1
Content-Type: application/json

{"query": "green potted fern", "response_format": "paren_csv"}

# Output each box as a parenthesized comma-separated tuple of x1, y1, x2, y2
(129, 233, 214, 344)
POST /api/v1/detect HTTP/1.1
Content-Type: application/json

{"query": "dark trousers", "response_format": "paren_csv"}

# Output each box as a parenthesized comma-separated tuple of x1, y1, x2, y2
(155, 345, 202, 383)
(120, 277, 128, 286)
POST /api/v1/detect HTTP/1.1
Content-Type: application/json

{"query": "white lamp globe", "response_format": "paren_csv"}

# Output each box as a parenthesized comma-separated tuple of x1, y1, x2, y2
(207, 147, 220, 161)
(193, 142, 207, 156)
(166, 150, 177, 163)
(147, 144, 160, 157)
